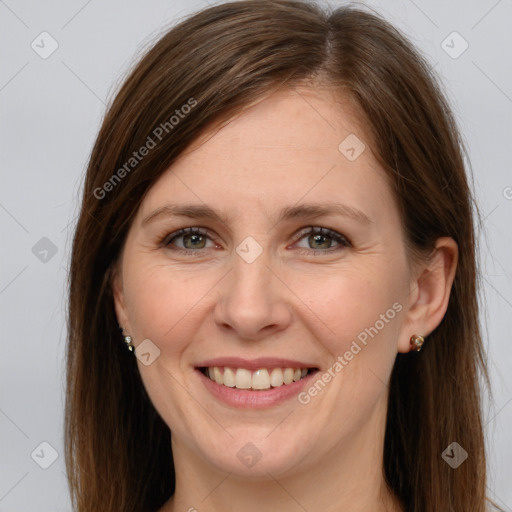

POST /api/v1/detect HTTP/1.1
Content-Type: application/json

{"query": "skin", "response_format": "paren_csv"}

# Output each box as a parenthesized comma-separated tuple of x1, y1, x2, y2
(112, 85, 458, 512)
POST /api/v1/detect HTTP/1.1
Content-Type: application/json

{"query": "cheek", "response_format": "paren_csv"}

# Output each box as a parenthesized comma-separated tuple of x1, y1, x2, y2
(123, 264, 213, 352)
(292, 262, 405, 357)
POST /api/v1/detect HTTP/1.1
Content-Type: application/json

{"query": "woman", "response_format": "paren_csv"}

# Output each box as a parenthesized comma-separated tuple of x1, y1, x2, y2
(65, 1, 496, 511)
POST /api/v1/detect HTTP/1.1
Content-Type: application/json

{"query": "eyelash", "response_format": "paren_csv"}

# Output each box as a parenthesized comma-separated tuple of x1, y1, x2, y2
(160, 226, 351, 256)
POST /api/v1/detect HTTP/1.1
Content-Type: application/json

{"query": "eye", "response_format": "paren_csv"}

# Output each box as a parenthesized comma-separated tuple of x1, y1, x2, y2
(293, 226, 351, 254)
(163, 227, 218, 253)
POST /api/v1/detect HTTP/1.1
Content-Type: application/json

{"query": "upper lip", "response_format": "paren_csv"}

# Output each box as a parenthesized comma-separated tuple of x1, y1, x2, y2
(195, 357, 319, 371)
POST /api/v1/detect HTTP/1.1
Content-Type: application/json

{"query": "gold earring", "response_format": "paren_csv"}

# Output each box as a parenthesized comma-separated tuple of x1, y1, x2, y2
(124, 335, 134, 352)
(410, 334, 425, 352)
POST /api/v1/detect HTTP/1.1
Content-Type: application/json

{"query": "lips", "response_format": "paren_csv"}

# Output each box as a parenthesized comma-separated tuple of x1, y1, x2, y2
(195, 357, 319, 392)
(196, 363, 320, 409)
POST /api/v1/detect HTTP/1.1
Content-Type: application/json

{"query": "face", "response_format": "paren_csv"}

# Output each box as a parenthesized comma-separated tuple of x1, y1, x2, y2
(113, 86, 416, 478)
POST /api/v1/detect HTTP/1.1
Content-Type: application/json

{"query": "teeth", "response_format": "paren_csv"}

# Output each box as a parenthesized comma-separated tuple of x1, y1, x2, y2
(252, 369, 271, 390)
(283, 368, 294, 385)
(213, 367, 223, 385)
(270, 368, 283, 387)
(203, 366, 312, 390)
(235, 368, 252, 389)
(223, 367, 236, 387)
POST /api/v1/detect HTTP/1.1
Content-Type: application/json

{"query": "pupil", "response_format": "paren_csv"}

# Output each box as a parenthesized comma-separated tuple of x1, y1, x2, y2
(310, 234, 330, 249)
(185, 234, 205, 249)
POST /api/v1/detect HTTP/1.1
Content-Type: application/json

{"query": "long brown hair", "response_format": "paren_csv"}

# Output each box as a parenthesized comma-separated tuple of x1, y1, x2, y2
(65, 1, 492, 510)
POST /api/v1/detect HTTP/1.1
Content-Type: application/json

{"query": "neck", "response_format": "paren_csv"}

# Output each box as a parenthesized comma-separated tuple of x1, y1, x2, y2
(161, 397, 402, 512)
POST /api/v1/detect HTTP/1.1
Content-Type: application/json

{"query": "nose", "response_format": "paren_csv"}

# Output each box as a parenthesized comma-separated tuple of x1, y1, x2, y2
(213, 249, 292, 341)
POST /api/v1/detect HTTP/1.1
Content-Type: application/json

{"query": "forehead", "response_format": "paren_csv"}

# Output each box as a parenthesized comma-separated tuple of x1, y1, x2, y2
(137, 86, 396, 225)
(184, 85, 370, 161)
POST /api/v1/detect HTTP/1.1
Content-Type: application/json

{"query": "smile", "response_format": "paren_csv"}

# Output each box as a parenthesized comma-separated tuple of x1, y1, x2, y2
(199, 366, 316, 390)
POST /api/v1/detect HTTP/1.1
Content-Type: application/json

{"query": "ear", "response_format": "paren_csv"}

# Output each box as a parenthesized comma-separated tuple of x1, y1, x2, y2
(397, 237, 458, 353)
(111, 262, 132, 334)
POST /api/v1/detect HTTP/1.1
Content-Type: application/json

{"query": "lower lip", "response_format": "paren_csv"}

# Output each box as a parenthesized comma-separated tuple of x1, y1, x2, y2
(196, 368, 318, 409)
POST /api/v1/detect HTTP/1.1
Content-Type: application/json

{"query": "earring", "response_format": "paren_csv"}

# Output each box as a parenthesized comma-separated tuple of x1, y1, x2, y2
(124, 335, 134, 352)
(119, 325, 135, 352)
(410, 334, 425, 352)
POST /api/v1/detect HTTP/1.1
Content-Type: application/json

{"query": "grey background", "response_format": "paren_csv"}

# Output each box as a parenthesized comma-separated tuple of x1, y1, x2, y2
(1, 0, 511, 510)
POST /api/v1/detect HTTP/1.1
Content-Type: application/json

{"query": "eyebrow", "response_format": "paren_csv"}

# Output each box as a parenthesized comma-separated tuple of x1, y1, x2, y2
(141, 202, 373, 227)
